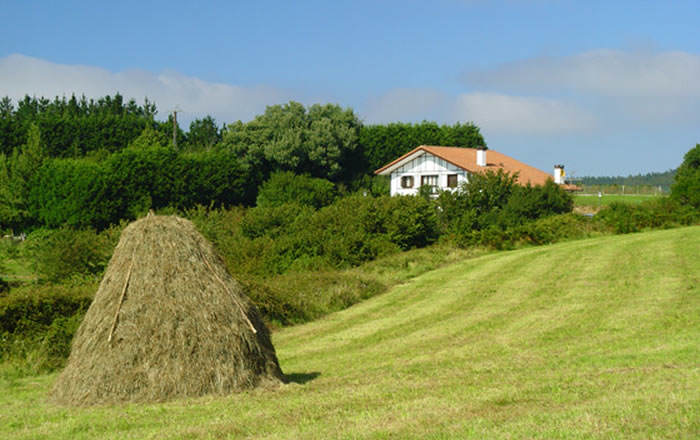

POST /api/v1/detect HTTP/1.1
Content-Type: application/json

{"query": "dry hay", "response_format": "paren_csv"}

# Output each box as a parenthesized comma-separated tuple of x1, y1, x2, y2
(50, 214, 283, 406)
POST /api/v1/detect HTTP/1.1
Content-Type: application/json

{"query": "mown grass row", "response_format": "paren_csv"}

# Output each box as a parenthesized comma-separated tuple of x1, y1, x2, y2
(1, 226, 697, 439)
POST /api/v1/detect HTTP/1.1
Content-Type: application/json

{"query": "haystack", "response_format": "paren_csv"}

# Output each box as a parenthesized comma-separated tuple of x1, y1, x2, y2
(50, 214, 283, 406)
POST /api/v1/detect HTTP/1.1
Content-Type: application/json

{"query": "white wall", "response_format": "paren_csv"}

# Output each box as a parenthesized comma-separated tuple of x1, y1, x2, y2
(389, 152, 468, 196)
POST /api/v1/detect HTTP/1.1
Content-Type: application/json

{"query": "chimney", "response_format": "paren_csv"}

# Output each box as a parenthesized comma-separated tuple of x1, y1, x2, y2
(553, 165, 565, 184)
(476, 146, 487, 167)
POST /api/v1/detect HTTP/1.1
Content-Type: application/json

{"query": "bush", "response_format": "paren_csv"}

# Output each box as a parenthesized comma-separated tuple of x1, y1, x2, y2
(244, 272, 385, 326)
(24, 227, 118, 283)
(439, 170, 574, 248)
(375, 195, 439, 250)
(241, 203, 313, 239)
(502, 180, 573, 226)
(0, 283, 92, 376)
(256, 171, 337, 208)
(515, 213, 605, 245)
(0, 283, 93, 337)
(596, 198, 698, 234)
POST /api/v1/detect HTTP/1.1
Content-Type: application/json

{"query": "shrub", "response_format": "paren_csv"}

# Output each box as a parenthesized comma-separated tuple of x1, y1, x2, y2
(0, 283, 93, 336)
(24, 227, 118, 283)
(502, 180, 573, 226)
(595, 197, 697, 234)
(375, 195, 439, 250)
(241, 203, 313, 239)
(256, 171, 337, 208)
(0, 283, 92, 376)
(515, 213, 604, 245)
(247, 271, 385, 326)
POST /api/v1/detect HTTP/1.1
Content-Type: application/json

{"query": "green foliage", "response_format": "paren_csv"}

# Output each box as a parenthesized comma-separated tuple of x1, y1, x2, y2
(514, 213, 606, 246)
(0, 153, 26, 230)
(128, 123, 169, 149)
(29, 158, 110, 228)
(360, 121, 485, 172)
(0, 277, 9, 295)
(245, 271, 385, 327)
(0, 283, 93, 375)
(195, 193, 438, 279)
(241, 203, 313, 239)
(185, 116, 221, 150)
(671, 144, 700, 209)
(28, 147, 255, 229)
(501, 180, 574, 226)
(256, 171, 338, 208)
(580, 168, 676, 191)
(0, 94, 155, 157)
(436, 170, 575, 248)
(23, 227, 118, 283)
(0, 123, 47, 230)
(221, 101, 362, 182)
(436, 169, 518, 231)
(596, 197, 698, 234)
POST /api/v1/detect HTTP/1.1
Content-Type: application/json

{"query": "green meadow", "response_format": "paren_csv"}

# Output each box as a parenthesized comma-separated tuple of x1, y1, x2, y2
(574, 193, 665, 207)
(1, 226, 698, 439)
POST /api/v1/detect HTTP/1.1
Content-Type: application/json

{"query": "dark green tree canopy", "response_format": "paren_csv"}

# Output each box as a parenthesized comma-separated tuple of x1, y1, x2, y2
(671, 144, 700, 208)
(360, 121, 486, 172)
(186, 116, 221, 150)
(220, 101, 361, 182)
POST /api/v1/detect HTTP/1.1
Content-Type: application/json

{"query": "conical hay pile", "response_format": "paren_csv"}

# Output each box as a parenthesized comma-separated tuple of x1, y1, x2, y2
(50, 214, 284, 406)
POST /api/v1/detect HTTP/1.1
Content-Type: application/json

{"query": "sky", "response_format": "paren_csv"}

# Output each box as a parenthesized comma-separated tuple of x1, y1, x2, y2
(1, 0, 699, 177)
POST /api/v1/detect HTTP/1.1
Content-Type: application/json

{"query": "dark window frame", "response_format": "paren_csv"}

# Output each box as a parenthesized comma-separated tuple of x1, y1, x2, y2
(447, 174, 458, 188)
(400, 175, 414, 189)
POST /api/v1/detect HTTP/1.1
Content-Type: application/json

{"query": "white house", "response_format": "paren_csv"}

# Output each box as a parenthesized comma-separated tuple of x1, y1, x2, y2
(374, 145, 578, 196)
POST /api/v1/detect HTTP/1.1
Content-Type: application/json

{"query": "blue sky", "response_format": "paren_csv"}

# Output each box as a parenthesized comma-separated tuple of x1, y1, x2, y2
(1, 0, 699, 176)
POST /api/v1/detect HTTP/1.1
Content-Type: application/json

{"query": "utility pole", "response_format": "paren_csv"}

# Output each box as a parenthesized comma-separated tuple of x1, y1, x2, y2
(172, 110, 178, 149)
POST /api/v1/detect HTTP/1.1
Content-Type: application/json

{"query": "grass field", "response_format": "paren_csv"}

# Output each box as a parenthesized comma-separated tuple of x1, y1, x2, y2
(1, 226, 698, 439)
(0, 239, 35, 282)
(574, 193, 665, 207)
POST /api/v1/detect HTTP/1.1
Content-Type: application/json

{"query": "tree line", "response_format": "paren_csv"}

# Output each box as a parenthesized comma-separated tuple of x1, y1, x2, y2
(0, 94, 485, 231)
(579, 169, 677, 190)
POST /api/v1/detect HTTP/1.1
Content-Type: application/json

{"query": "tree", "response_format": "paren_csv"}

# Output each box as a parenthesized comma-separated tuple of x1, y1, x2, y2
(0, 153, 24, 230)
(220, 101, 361, 182)
(359, 121, 486, 172)
(186, 116, 221, 150)
(128, 123, 169, 149)
(671, 144, 700, 209)
(0, 123, 47, 229)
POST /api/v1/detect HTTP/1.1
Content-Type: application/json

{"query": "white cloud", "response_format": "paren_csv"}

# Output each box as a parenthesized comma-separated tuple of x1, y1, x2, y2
(464, 49, 700, 97)
(454, 92, 595, 135)
(0, 54, 292, 124)
(462, 49, 700, 128)
(360, 88, 594, 135)
(362, 88, 452, 124)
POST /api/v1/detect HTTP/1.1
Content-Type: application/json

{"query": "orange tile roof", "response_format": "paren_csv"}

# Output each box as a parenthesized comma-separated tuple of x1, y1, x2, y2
(375, 145, 579, 189)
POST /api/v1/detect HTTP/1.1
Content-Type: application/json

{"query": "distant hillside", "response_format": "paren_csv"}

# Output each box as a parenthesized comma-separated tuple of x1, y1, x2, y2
(579, 169, 676, 190)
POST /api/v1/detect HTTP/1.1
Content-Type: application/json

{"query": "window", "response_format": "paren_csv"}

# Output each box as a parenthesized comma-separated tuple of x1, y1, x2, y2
(401, 175, 414, 188)
(421, 175, 439, 193)
(447, 174, 458, 188)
